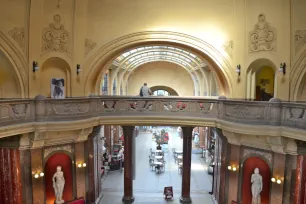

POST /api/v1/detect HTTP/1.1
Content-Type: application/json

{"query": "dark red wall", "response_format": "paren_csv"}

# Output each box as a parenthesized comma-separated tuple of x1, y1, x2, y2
(242, 157, 271, 204)
(45, 153, 73, 204)
(0, 148, 22, 204)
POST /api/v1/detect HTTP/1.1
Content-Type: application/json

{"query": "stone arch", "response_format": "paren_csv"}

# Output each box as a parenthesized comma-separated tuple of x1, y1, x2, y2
(84, 31, 233, 97)
(150, 85, 179, 96)
(0, 32, 28, 97)
(246, 58, 277, 100)
(291, 50, 306, 101)
(40, 57, 71, 97)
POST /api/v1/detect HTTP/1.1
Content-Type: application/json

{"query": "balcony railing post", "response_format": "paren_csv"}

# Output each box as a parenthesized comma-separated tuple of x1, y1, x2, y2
(34, 95, 47, 122)
(217, 96, 227, 119)
(268, 98, 282, 126)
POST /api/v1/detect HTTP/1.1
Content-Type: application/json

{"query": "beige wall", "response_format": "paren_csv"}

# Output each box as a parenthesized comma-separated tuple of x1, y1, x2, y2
(0, 0, 305, 100)
(127, 62, 194, 96)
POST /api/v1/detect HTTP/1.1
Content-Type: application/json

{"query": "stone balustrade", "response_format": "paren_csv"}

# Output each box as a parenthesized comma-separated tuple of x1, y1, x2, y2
(0, 96, 305, 132)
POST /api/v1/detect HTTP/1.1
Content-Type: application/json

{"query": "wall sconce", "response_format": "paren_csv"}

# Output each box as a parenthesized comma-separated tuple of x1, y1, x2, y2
(236, 65, 241, 76)
(271, 177, 282, 184)
(76, 64, 81, 75)
(279, 63, 286, 75)
(34, 172, 44, 178)
(77, 162, 86, 168)
(32, 61, 39, 72)
(228, 165, 237, 172)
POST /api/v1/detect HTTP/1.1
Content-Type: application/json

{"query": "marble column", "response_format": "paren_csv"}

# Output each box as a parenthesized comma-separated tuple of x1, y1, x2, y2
(122, 126, 135, 203)
(180, 126, 194, 204)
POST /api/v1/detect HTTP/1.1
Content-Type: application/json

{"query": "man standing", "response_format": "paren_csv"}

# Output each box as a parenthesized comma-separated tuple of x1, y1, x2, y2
(139, 83, 152, 96)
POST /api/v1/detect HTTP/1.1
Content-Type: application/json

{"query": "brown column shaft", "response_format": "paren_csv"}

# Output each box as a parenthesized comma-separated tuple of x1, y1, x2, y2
(199, 127, 205, 147)
(122, 126, 135, 203)
(180, 126, 193, 203)
(104, 125, 111, 154)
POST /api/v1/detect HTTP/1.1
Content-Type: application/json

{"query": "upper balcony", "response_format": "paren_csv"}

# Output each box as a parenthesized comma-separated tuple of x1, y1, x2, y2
(0, 96, 305, 139)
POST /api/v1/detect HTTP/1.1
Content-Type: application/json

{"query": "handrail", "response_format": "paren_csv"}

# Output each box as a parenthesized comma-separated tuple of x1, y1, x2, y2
(0, 96, 305, 132)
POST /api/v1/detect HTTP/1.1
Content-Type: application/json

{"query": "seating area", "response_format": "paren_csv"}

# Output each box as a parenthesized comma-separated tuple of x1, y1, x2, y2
(172, 148, 183, 174)
(149, 148, 166, 174)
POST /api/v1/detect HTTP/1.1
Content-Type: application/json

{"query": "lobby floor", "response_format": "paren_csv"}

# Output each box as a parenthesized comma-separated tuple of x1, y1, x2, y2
(100, 128, 213, 204)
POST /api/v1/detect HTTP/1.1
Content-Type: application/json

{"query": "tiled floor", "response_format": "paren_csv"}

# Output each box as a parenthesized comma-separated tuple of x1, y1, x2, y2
(100, 128, 213, 204)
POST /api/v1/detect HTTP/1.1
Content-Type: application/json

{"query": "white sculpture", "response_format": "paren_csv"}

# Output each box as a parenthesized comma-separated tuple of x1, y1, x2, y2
(251, 168, 263, 204)
(52, 166, 65, 204)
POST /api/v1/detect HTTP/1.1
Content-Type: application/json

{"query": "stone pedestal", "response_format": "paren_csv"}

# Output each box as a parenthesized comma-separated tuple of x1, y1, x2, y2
(122, 126, 135, 203)
(180, 127, 193, 204)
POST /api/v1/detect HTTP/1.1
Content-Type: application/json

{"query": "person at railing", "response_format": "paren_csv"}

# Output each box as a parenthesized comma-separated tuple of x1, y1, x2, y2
(139, 83, 152, 97)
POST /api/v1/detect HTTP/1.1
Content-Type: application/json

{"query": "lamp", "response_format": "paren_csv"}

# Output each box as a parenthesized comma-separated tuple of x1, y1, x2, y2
(271, 177, 282, 184)
(228, 165, 238, 172)
(77, 163, 82, 168)
(34, 174, 39, 178)
(279, 63, 286, 74)
(271, 177, 276, 182)
(32, 61, 39, 72)
(82, 163, 86, 167)
(76, 64, 81, 75)
(236, 65, 241, 76)
(276, 179, 282, 184)
(39, 172, 44, 177)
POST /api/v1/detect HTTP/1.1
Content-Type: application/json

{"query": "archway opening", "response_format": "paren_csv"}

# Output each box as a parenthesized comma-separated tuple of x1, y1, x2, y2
(255, 66, 275, 101)
(151, 86, 179, 96)
(242, 156, 271, 204)
(246, 58, 276, 101)
(85, 32, 232, 97)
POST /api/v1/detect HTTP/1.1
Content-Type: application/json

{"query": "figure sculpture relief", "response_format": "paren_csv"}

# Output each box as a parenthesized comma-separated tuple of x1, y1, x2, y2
(52, 166, 65, 204)
(251, 168, 263, 204)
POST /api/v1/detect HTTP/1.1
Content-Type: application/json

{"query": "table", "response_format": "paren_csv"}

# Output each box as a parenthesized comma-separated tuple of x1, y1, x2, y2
(175, 150, 183, 155)
(155, 156, 163, 160)
(177, 155, 183, 160)
(156, 150, 163, 153)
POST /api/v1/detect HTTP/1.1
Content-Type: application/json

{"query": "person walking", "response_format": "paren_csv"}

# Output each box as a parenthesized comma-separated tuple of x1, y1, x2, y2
(139, 83, 152, 96)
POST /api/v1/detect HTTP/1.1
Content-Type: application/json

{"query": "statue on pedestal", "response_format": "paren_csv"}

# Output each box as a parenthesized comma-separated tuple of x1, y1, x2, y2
(52, 166, 65, 204)
(251, 168, 263, 204)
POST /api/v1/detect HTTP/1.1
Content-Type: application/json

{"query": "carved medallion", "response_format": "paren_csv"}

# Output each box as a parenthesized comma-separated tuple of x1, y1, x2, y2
(42, 14, 69, 53)
(287, 108, 305, 120)
(84, 38, 97, 56)
(44, 144, 72, 159)
(8, 27, 25, 51)
(11, 104, 29, 118)
(249, 14, 276, 52)
(243, 148, 272, 164)
(222, 40, 233, 58)
(295, 30, 306, 53)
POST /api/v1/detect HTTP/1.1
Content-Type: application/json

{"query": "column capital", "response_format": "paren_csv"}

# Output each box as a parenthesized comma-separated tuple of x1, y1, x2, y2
(181, 126, 194, 138)
(296, 140, 306, 155)
(122, 126, 135, 136)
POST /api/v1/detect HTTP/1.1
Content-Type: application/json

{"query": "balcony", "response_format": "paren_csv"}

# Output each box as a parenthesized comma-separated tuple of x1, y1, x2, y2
(0, 96, 305, 138)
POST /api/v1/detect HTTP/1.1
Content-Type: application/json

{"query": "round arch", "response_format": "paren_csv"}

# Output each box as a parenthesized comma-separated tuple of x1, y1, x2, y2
(0, 32, 28, 97)
(246, 58, 277, 100)
(290, 50, 306, 101)
(84, 31, 233, 97)
(150, 85, 179, 96)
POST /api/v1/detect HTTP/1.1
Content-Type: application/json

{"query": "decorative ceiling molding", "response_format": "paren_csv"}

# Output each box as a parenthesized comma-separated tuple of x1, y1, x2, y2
(295, 30, 306, 53)
(249, 14, 276, 53)
(84, 38, 97, 57)
(8, 27, 25, 52)
(42, 14, 70, 54)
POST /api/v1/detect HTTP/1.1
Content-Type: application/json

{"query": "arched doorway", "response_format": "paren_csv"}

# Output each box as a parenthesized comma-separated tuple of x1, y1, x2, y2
(246, 59, 276, 101)
(150, 85, 179, 96)
(84, 31, 232, 97)
(241, 156, 271, 204)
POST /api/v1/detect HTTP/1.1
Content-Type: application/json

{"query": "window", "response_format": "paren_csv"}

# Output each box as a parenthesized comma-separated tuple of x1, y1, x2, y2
(102, 73, 108, 95)
(113, 79, 117, 95)
(153, 90, 170, 96)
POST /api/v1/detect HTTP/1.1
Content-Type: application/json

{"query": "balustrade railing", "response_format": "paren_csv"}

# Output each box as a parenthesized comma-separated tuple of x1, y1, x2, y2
(0, 96, 305, 130)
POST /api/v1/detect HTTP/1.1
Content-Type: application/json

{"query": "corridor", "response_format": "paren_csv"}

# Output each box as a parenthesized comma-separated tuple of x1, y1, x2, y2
(100, 128, 214, 204)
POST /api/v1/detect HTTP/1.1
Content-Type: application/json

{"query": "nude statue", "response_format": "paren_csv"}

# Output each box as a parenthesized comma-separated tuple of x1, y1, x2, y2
(52, 166, 65, 204)
(251, 168, 263, 204)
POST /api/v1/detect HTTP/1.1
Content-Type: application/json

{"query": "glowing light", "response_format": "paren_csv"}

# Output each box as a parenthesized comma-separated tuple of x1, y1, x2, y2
(34, 174, 39, 178)
(232, 167, 237, 172)
(78, 163, 82, 168)
(227, 166, 232, 170)
(40, 172, 44, 177)
(271, 178, 276, 182)
(276, 179, 281, 184)
(83, 163, 87, 167)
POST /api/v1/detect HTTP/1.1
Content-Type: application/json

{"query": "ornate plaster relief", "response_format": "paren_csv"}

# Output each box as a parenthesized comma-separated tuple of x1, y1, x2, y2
(44, 144, 72, 159)
(8, 27, 25, 51)
(249, 14, 276, 52)
(222, 40, 233, 59)
(84, 38, 97, 57)
(295, 30, 306, 53)
(42, 14, 69, 53)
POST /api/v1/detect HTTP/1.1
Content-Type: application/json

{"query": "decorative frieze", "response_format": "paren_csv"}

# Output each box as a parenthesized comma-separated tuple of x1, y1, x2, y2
(8, 27, 25, 51)
(42, 14, 69, 53)
(249, 14, 276, 52)
(44, 144, 72, 159)
(295, 30, 306, 53)
(84, 38, 97, 56)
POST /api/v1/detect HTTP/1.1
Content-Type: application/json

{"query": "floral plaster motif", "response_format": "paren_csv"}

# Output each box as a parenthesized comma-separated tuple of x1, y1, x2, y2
(243, 148, 272, 165)
(295, 30, 306, 53)
(249, 14, 276, 52)
(44, 144, 72, 159)
(8, 27, 25, 51)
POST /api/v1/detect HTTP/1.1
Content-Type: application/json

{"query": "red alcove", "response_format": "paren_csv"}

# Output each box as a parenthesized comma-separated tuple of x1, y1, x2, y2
(242, 156, 271, 204)
(45, 153, 73, 204)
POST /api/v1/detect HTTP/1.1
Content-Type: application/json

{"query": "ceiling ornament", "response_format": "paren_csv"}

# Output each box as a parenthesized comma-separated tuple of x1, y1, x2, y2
(295, 30, 306, 53)
(42, 14, 69, 53)
(84, 38, 97, 57)
(222, 40, 233, 59)
(8, 27, 25, 51)
(249, 14, 276, 52)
